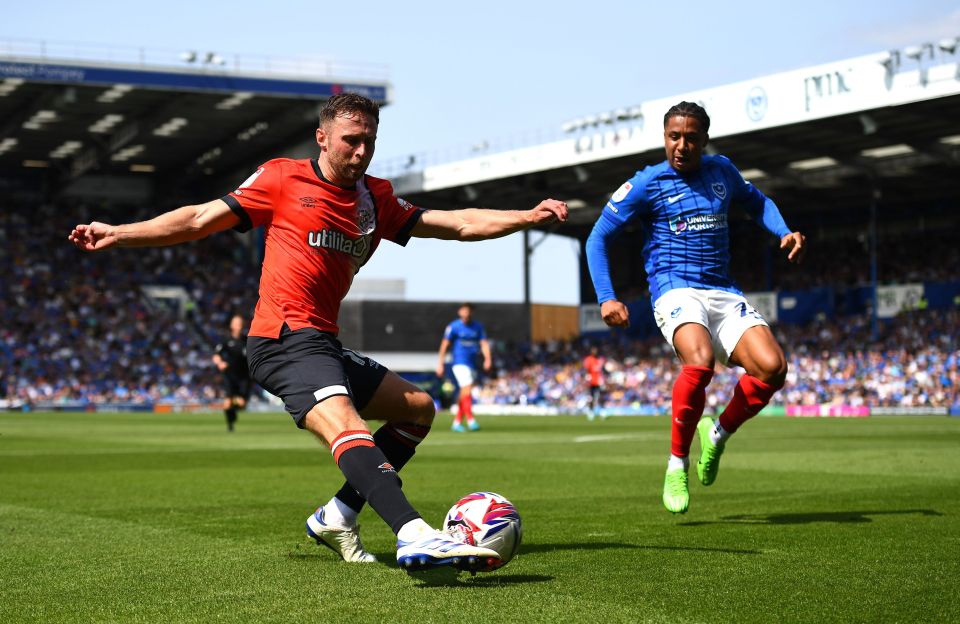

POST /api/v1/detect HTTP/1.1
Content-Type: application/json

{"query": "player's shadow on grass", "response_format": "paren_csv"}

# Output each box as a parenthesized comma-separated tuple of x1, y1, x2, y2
(679, 509, 942, 526)
(636, 544, 760, 555)
(521, 541, 638, 555)
(523, 542, 759, 556)
(408, 567, 554, 588)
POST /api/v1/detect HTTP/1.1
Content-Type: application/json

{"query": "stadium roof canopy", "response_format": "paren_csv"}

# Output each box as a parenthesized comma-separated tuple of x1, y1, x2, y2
(379, 42, 960, 238)
(0, 39, 390, 198)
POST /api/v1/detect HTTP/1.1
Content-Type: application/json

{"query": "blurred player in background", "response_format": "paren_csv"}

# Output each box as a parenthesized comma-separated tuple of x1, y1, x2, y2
(69, 93, 567, 572)
(436, 303, 491, 432)
(586, 101, 805, 514)
(582, 346, 605, 420)
(212, 314, 250, 432)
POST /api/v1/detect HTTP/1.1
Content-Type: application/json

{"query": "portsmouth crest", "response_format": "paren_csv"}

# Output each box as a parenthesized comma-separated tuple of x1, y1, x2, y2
(711, 182, 727, 200)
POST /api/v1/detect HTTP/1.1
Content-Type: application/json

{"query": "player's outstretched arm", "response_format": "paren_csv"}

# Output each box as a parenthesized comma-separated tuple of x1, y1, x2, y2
(410, 199, 567, 241)
(68, 199, 239, 251)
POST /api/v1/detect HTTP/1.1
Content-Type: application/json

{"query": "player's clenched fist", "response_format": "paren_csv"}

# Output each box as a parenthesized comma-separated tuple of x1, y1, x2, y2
(529, 199, 568, 225)
(68, 222, 119, 252)
(601, 299, 630, 328)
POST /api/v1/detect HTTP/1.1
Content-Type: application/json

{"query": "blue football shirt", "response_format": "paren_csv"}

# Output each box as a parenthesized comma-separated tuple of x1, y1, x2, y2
(443, 319, 486, 366)
(587, 154, 791, 302)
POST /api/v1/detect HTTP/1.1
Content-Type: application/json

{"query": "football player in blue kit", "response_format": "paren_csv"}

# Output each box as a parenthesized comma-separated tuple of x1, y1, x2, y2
(586, 101, 806, 514)
(437, 303, 492, 432)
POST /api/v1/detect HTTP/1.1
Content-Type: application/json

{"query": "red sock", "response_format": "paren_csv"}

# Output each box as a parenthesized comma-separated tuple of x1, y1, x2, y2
(453, 394, 467, 424)
(718, 375, 779, 434)
(670, 365, 714, 457)
(462, 392, 474, 421)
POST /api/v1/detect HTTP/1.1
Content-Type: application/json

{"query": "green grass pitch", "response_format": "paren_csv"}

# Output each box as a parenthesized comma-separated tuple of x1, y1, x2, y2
(1, 411, 958, 623)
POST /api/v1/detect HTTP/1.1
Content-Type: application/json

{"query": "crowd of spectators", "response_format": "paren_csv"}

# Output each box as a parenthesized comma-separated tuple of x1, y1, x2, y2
(0, 201, 260, 406)
(477, 308, 960, 412)
(1, 200, 957, 411)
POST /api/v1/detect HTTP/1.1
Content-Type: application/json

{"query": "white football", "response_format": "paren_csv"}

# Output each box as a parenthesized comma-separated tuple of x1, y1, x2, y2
(443, 491, 522, 568)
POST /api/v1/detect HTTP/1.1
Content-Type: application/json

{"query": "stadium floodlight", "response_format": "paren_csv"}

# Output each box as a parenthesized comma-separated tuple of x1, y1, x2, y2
(463, 185, 479, 202)
(22, 159, 49, 168)
(859, 113, 878, 135)
(614, 108, 630, 121)
(565, 199, 587, 210)
(939, 37, 958, 54)
(879, 50, 900, 72)
(598, 112, 613, 125)
(628, 106, 643, 119)
(903, 44, 933, 61)
(129, 164, 155, 173)
(788, 156, 838, 170)
(860, 144, 915, 159)
(203, 52, 226, 66)
(738, 168, 767, 180)
(0, 78, 25, 97)
(573, 166, 589, 183)
(180, 51, 198, 63)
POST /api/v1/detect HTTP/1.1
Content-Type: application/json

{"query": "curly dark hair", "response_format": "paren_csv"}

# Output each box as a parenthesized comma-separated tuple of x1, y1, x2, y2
(319, 92, 380, 126)
(663, 101, 710, 133)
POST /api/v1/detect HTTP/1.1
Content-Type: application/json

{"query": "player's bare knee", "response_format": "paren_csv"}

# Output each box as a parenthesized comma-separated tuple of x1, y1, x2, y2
(410, 390, 436, 425)
(682, 348, 714, 369)
(754, 355, 787, 388)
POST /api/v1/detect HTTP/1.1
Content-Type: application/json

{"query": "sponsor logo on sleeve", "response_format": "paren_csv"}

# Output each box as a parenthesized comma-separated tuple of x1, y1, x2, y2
(610, 181, 633, 203)
(396, 197, 414, 211)
(234, 167, 264, 195)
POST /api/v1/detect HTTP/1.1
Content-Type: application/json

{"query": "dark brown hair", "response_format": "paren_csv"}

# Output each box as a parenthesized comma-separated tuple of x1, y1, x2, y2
(319, 93, 380, 126)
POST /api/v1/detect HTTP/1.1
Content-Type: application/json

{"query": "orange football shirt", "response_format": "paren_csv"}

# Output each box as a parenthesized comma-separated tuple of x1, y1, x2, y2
(223, 158, 423, 338)
(583, 354, 605, 387)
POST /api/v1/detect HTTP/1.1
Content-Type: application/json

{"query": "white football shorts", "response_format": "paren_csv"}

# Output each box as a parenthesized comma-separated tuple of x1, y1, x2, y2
(653, 287, 768, 366)
(451, 364, 477, 387)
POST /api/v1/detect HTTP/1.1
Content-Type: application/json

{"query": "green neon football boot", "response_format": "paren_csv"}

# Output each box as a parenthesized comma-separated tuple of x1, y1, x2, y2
(697, 417, 725, 486)
(662, 467, 690, 514)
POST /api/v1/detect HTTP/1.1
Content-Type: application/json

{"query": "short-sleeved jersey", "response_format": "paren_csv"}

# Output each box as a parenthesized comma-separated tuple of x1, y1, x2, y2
(443, 319, 486, 367)
(215, 333, 249, 379)
(583, 354, 604, 387)
(223, 158, 424, 338)
(599, 154, 790, 301)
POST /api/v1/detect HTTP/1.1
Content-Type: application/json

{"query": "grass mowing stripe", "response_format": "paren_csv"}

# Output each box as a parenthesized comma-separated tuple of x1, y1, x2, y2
(1, 411, 957, 623)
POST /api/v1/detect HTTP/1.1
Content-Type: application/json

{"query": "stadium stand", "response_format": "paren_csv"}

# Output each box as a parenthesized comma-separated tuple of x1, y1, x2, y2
(478, 307, 960, 412)
(0, 200, 260, 406)
(0, 196, 956, 410)
(2, 42, 958, 416)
